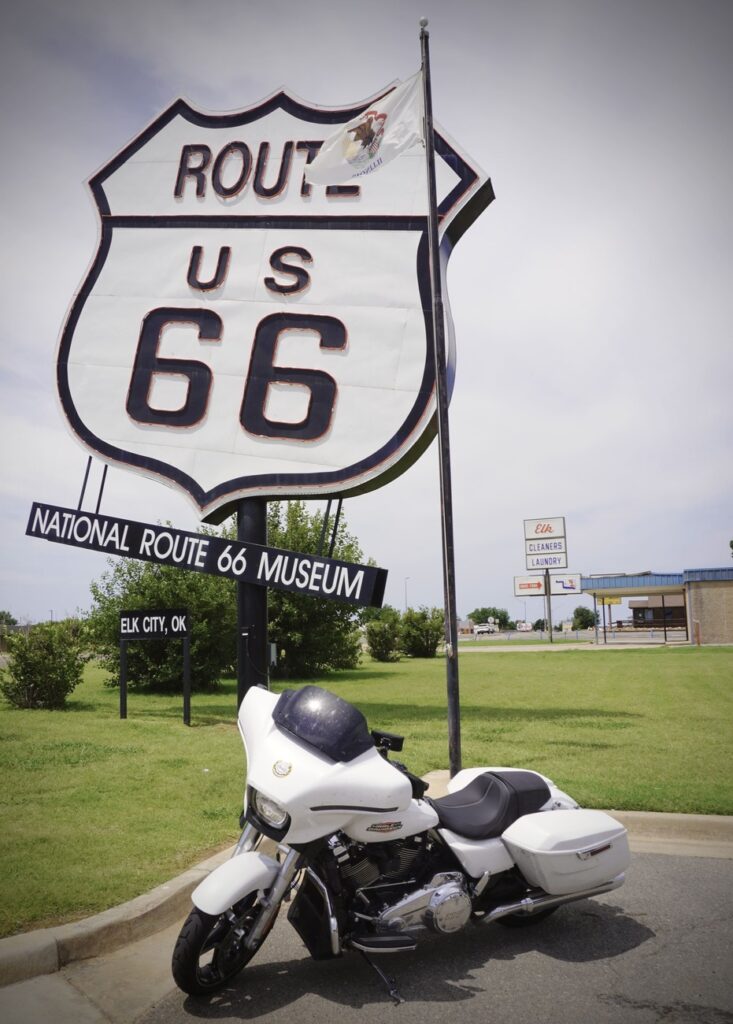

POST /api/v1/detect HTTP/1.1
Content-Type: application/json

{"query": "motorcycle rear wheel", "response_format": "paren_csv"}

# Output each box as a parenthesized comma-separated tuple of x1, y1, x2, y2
(172, 892, 278, 996)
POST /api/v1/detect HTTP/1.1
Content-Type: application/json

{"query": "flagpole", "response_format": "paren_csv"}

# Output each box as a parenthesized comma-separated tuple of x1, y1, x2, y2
(419, 18, 462, 777)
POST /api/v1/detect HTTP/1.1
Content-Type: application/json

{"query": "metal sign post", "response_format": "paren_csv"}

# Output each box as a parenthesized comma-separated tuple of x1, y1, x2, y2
(544, 569, 553, 642)
(421, 20, 462, 777)
(524, 518, 568, 643)
(237, 498, 268, 708)
(119, 638, 128, 720)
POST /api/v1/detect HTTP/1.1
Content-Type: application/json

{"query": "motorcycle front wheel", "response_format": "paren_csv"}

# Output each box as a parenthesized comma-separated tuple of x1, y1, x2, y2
(172, 892, 278, 996)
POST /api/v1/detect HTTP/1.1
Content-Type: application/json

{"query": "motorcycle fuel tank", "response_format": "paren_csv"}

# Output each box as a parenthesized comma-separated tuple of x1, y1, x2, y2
(343, 798, 439, 844)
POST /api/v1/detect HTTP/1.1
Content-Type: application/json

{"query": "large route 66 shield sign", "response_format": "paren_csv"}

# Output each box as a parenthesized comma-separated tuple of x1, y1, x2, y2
(57, 89, 492, 522)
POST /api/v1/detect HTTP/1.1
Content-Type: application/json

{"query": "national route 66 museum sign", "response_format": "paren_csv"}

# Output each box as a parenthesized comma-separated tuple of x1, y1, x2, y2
(57, 89, 491, 522)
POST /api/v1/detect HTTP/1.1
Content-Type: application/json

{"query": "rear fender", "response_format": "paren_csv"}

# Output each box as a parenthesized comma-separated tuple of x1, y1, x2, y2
(192, 851, 279, 917)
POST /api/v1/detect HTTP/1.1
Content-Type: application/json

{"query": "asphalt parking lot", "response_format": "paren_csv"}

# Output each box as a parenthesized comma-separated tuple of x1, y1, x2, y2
(127, 852, 730, 1024)
(3, 849, 728, 1024)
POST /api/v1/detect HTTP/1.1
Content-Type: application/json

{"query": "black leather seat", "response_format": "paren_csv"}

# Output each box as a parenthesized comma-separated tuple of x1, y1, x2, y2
(430, 770, 551, 840)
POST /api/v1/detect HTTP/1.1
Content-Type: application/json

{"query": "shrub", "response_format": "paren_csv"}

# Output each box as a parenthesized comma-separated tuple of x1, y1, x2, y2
(366, 607, 402, 662)
(0, 621, 89, 709)
(400, 606, 445, 658)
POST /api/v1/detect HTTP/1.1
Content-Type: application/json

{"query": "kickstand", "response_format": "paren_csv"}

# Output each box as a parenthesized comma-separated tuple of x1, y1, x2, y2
(358, 950, 405, 1005)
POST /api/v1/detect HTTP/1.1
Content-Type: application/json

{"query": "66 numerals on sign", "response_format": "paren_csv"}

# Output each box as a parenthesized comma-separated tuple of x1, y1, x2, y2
(216, 544, 248, 576)
(126, 246, 345, 442)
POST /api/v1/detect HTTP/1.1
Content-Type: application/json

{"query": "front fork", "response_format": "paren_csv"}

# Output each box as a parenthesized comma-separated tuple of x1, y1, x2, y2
(233, 827, 302, 952)
(232, 822, 261, 856)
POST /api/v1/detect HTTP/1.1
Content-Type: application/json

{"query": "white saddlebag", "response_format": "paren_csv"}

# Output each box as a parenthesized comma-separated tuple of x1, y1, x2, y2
(502, 809, 630, 896)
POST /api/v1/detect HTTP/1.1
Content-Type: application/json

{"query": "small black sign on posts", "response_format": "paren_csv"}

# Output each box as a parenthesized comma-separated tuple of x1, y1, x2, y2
(119, 609, 191, 725)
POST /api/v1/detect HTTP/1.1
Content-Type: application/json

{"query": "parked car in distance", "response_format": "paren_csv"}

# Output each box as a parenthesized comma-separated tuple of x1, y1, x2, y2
(474, 620, 498, 635)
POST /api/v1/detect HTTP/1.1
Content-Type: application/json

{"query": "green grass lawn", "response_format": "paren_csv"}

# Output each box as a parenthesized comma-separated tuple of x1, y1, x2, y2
(0, 646, 731, 938)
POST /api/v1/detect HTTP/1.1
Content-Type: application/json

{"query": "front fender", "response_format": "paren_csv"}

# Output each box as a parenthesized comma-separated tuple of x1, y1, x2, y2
(192, 851, 280, 917)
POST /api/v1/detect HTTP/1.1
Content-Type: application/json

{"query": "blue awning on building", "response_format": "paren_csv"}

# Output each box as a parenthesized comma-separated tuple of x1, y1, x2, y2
(581, 568, 733, 598)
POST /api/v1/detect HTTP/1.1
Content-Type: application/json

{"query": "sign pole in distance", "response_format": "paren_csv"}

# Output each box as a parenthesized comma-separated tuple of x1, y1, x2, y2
(421, 19, 461, 777)
(545, 568, 553, 643)
(119, 638, 128, 720)
(237, 498, 268, 708)
(183, 635, 191, 727)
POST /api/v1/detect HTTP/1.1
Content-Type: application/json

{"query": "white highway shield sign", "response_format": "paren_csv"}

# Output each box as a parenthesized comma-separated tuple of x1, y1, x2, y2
(57, 90, 492, 521)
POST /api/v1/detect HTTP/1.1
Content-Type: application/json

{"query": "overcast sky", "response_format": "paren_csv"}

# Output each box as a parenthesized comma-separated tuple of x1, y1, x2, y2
(1, 0, 731, 625)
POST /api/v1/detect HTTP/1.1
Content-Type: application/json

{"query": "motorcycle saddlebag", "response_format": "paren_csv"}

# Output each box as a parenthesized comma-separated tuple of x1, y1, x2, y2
(501, 809, 630, 896)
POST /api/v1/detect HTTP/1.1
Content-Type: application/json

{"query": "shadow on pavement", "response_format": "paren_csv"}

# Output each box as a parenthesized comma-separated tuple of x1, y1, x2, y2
(177, 900, 653, 1019)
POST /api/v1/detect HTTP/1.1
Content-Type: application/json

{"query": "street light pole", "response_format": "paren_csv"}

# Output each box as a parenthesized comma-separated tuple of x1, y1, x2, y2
(404, 577, 410, 611)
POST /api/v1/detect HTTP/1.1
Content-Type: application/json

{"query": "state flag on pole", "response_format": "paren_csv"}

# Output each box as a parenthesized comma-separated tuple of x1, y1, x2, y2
(304, 71, 424, 185)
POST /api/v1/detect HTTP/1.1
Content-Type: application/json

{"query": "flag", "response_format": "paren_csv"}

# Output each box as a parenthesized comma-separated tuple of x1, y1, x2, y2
(304, 71, 424, 185)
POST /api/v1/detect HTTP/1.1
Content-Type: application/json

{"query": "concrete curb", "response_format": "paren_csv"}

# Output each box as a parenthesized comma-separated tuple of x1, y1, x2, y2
(0, 846, 232, 988)
(2, 778, 732, 989)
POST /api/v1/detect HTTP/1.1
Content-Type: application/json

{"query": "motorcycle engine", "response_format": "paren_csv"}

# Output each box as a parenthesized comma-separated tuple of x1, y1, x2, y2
(377, 872, 473, 934)
(329, 836, 472, 936)
(330, 834, 425, 890)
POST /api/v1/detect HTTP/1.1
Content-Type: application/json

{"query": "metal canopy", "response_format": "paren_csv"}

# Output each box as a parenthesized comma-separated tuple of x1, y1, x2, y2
(581, 573, 685, 599)
(581, 567, 733, 599)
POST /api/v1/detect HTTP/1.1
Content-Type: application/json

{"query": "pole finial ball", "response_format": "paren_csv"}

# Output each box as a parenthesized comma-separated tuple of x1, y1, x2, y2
(420, 17, 429, 28)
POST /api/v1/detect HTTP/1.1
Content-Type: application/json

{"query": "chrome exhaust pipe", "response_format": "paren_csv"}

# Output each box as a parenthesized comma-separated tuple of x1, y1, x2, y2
(482, 873, 626, 923)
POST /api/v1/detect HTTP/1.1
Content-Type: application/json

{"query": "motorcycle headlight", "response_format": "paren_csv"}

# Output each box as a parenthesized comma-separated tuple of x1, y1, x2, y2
(252, 790, 290, 829)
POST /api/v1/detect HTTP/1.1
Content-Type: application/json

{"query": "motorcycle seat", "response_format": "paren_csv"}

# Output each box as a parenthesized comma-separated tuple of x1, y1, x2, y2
(429, 770, 551, 841)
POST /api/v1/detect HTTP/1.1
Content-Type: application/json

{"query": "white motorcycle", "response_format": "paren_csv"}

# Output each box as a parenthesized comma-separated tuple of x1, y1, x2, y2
(172, 684, 630, 1001)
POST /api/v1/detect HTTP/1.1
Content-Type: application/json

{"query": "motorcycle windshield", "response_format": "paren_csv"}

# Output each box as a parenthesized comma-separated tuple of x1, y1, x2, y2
(272, 685, 374, 762)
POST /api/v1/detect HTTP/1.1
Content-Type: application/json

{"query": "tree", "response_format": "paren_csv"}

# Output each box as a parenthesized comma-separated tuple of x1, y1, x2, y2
(0, 610, 18, 628)
(533, 618, 547, 632)
(365, 606, 401, 663)
(467, 607, 491, 625)
(400, 606, 444, 658)
(468, 606, 511, 630)
(266, 501, 365, 678)
(0, 620, 89, 709)
(87, 529, 236, 692)
(572, 606, 598, 630)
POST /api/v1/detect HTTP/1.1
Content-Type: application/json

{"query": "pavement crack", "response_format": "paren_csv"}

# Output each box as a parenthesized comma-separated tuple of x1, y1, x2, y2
(598, 993, 733, 1023)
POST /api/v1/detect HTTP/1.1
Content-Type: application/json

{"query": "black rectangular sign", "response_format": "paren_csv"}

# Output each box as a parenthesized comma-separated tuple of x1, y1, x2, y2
(27, 502, 387, 608)
(120, 609, 189, 640)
